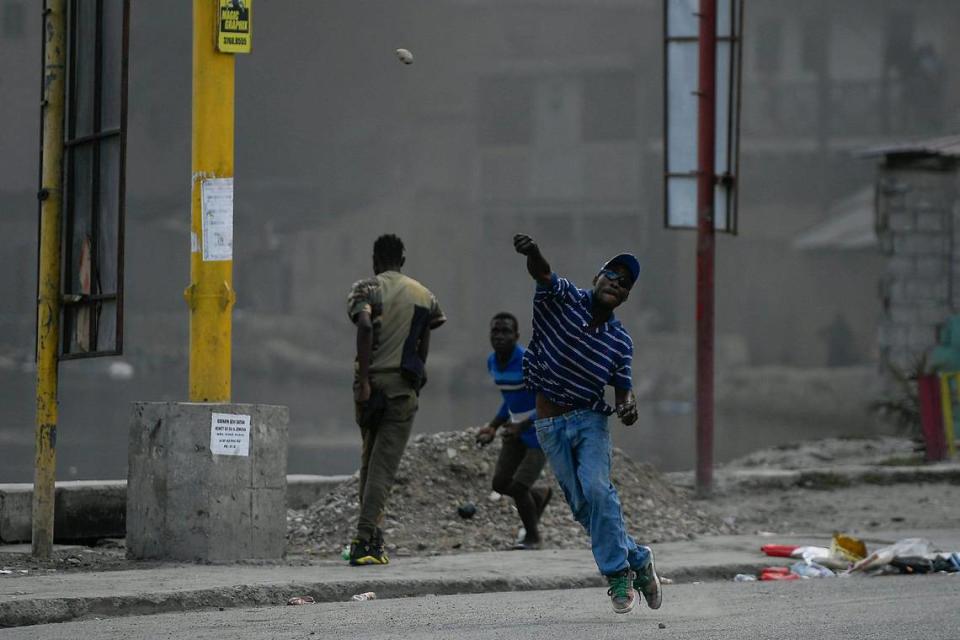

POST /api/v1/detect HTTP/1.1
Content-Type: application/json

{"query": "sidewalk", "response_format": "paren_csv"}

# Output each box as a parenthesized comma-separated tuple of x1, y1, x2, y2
(665, 461, 960, 491)
(3, 529, 959, 628)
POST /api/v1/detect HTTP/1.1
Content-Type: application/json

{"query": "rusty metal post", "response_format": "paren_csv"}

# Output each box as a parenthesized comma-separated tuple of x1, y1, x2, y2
(34, 0, 68, 558)
(695, 0, 717, 496)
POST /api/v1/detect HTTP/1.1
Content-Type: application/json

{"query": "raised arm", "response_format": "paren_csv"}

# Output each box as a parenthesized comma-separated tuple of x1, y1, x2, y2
(513, 234, 552, 287)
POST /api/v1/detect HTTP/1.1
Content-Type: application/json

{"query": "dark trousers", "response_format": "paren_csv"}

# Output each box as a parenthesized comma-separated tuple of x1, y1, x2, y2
(492, 435, 546, 494)
(491, 433, 547, 542)
(356, 374, 418, 541)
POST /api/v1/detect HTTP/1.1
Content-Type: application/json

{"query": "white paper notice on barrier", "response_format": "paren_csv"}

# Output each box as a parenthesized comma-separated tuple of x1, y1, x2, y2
(210, 412, 251, 456)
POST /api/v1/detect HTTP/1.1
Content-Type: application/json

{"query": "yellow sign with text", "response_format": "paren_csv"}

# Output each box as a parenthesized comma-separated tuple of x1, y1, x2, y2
(217, 0, 252, 54)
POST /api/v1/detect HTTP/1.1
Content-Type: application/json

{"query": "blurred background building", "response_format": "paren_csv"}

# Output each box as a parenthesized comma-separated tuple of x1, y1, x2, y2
(2, 0, 959, 481)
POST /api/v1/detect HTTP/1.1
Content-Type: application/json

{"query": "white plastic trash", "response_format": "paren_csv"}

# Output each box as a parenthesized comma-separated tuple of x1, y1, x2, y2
(790, 561, 835, 578)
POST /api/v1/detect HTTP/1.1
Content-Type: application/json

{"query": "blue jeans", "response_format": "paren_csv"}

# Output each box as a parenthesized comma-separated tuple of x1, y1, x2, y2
(535, 409, 650, 576)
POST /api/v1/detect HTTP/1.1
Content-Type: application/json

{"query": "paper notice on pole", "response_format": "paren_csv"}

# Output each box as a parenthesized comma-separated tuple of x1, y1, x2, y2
(210, 412, 251, 456)
(201, 178, 233, 261)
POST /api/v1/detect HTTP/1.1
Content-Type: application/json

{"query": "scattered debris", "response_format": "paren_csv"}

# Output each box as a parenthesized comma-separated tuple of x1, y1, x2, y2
(658, 622, 667, 629)
(850, 538, 939, 574)
(351, 592, 376, 602)
(761, 534, 866, 571)
(287, 596, 315, 606)
(761, 544, 798, 558)
(831, 533, 867, 563)
(790, 561, 834, 578)
(457, 502, 477, 519)
(752, 535, 959, 581)
(759, 567, 798, 581)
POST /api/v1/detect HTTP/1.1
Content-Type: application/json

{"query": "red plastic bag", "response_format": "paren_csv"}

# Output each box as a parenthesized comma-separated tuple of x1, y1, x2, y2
(761, 545, 800, 558)
(760, 566, 799, 581)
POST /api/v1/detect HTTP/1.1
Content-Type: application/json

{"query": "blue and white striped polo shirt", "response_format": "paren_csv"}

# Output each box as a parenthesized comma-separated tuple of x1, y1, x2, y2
(488, 345, 540, 449)
(522, 273, 633, 415)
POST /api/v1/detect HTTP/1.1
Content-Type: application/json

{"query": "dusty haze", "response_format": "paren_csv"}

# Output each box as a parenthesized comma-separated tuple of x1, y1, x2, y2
(2, 0, 958, 482)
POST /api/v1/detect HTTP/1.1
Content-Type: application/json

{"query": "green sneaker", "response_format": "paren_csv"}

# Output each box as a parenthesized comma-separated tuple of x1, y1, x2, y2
(606, 569, 637, 614)
(633, 547, 662, 610)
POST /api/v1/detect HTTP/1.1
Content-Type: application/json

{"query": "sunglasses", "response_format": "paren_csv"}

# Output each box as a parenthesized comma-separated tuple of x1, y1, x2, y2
(598, 269, 633, 290)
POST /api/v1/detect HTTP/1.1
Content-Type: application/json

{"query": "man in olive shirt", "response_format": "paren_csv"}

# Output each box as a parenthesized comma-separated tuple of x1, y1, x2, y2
(346, 234, 445, 565)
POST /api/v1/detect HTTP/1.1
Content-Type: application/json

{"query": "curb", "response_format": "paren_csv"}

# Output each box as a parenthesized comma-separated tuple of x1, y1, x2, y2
(0, 562, 765, 628)
(0, 475, 350, 544)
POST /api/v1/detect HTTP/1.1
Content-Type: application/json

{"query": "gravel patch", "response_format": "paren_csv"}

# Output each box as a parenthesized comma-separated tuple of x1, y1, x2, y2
(288, 428, 736, 558)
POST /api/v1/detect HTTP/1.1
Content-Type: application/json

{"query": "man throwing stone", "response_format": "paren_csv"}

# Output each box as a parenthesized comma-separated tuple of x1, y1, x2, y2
(512, 233, 662, 614)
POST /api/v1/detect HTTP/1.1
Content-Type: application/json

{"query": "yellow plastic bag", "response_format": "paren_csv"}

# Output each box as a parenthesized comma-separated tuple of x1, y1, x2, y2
(831, 533, 867, 563)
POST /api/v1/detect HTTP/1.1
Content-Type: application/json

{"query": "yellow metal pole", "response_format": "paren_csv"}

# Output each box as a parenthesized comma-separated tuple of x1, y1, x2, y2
(186, 0, 235, 402)
(34, 0, 67, 559)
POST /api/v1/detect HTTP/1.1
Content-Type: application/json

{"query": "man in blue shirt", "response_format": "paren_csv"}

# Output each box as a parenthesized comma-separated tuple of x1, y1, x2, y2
(513, 233, 662, 615)
(475, 312, 552, 550)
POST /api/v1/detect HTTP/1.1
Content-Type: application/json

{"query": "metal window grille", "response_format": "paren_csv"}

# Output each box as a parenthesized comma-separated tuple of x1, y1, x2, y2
(59, 0, 129, 358)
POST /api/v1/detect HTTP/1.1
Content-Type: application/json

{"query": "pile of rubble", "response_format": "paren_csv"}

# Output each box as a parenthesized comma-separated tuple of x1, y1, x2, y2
(288, 429, 736, 558)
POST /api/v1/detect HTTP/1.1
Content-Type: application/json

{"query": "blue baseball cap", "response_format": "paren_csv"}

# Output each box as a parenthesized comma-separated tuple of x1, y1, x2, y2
(600, 253, 641, 287)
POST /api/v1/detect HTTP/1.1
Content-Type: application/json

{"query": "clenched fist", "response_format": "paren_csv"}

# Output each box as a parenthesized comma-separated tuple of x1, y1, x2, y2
(513, 234, 539, 256)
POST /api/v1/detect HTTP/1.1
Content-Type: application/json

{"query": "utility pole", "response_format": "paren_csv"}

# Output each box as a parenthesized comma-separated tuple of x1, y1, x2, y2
(185, 0, 236, 402)
(34, 0, 67, 558)
(695, 0, 717, 496)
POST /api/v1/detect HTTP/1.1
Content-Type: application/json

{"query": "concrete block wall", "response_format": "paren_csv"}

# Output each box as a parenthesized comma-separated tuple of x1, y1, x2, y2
(127, 402, 288, 563)
(876, 162, 957, 374)
(0, 481, 126, 544)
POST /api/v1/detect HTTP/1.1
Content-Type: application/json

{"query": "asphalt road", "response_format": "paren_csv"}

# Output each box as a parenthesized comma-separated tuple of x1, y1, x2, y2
(3, 576, 958, 640)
